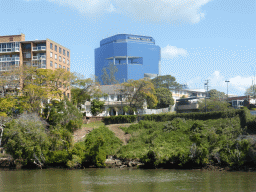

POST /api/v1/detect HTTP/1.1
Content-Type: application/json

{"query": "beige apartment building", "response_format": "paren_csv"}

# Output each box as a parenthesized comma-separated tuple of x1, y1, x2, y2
(0, 34, 71, 98)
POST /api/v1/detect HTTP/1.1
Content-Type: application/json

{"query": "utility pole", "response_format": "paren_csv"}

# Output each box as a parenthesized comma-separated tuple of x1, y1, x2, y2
(225, 80, 230, 103)
(204, 80, 209, 113)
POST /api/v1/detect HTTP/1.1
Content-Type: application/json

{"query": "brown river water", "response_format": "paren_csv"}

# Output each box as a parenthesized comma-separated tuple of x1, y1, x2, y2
(0, 168, 256, 192)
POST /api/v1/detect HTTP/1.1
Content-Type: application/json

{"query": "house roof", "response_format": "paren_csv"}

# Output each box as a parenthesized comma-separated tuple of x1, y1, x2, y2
(98, 84, 130, 95)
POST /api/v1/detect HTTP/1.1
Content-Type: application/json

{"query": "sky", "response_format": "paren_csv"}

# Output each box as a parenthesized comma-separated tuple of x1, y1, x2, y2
(0, 0, 255, 96)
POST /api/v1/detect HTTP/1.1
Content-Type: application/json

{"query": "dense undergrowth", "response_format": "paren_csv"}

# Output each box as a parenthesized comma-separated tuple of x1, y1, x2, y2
(2, 107, 256, 169)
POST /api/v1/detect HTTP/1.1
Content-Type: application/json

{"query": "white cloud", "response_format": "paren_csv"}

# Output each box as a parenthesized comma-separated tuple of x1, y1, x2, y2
(24, 0, 211, 23)
(187, 71, 253, 95)
(106, 3, 116, 13)
(162, 45, 188, 59)
(114, 0, 211, 24)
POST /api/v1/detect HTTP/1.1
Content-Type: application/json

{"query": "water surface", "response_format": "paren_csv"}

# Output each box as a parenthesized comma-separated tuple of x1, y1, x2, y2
(0, 168, 255, 192)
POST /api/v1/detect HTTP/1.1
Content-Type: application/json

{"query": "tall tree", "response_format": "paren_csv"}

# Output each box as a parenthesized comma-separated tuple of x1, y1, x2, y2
(71, 76, 101, 107)
(154, 87, 174, 108)
(121, 78, 158, 112)
(207, 89, 226, 101)
(245, 85, 256, 98)
(101, 63, 119, 85)
(151, 75, 182, 90)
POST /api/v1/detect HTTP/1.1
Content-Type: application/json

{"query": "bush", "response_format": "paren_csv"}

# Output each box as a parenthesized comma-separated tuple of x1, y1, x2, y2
(84, 126, 122, 167)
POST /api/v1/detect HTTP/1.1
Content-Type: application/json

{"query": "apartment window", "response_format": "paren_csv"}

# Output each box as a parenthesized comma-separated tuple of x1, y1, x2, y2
(50, 52, 53, 58)
(111, 95, 114, 100)
(55, 45, 57, 51)
(67, 93, 70, 99)
(59, 56, 62, 61)
(117, 95, 122, 101)
(59, 64, 62, 68)
(50, 43, 53, 50)
(63, 49, 66, 55)
(63, 58, 65, 63)
(67, 51, 69, 57)
(67, 67, 69, 71)
(59, 47, 62, 54)
(63, 92, 66, 97)
(23, 52, 31, 58)
(55, 63, 57, 68)
(55, 54, 57, 60)
(50, 61, 53, 67)
(67, 60, 69, 65)
(63, 66, 66, 69)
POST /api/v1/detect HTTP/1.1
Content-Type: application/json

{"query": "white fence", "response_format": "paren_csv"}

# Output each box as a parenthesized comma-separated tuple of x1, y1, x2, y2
(137, 107, 173, 115)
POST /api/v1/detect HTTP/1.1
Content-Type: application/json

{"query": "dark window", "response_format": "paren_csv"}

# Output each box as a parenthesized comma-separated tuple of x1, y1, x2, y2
(63, 49, 66, 55)
(67, 51, 69, 57)
(55, 45, 57, 51)
(50, 43, 53, 49)
(59, 47, 62, 54)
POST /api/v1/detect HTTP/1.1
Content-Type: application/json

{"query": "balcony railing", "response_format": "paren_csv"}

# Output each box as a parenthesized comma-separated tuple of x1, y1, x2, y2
(32, 55, 46, 60)
(32, 46, 46, 51)
(0, 48, 20, 53)
(0, 57, 20, 62)
(32, 63, 47, 69)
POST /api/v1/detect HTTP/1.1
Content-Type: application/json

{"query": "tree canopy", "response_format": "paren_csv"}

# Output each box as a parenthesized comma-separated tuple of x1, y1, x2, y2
(207, 89, 226, 101)
(245, 85, 256, 98)
(121, 78, 158, 111)
(101, 63, 119, 85)
(151, 75, 182, 90)
(154, 87, 174, 108)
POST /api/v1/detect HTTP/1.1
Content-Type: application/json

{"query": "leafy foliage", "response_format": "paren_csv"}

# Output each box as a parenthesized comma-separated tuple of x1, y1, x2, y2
(43, 99, 83, 132)
(151, 75, 182, 90)
(207, 89, 226, 101)
(198, 99, 231, 112)
(121, 78, 158, 111)
(117, 117, 250, 167)
(101, 63, 119, 85)
(90, 99, 105, 116)
(154, 87, 174, 108)
(3, 113, 50, 165)
(84, 126, 122, 167)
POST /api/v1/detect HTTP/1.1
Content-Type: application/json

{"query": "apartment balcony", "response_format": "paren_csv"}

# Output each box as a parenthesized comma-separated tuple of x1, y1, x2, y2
(0, 48, 20, 53)
(0, 57, 20, 62)
(32, 46, 46, 51)
(32, 55, 46, 60)
(32, 63, 46, 69)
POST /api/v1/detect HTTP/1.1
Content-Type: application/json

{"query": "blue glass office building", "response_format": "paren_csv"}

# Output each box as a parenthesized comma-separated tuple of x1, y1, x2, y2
(95, 34, 161, 84)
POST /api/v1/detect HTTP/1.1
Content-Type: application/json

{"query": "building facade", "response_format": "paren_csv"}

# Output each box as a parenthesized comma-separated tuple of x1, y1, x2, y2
(95, 34, 161, 84)
(0, 34, 71, 98)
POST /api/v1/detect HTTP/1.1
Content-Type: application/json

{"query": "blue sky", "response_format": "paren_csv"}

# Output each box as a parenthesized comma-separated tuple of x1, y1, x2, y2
(0, 0, 255, 95)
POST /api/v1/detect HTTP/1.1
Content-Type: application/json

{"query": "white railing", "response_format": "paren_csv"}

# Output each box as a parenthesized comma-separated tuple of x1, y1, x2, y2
(32, 46, 46, 51)
(0, 57, 20, 62)
(32, 55, 46, 60)
(0, 48, 20, 53)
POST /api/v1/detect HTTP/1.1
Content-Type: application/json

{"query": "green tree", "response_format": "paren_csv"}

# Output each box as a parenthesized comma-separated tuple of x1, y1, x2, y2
(151, 75, 182, 90)
(90, 99, 105, 116)
(208, 89, 226, 101)
(3, 113, 50, 166)
(154, 87, 174, 108)
(84, 126, 122, 167)
(101, 63, 119, 85)
(71, 77, 101, 107)
(121, 78, 158, 111)
(43, 99, 83, 132)
(245, 85, 256, 98)
(198, 99, 231, 112)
